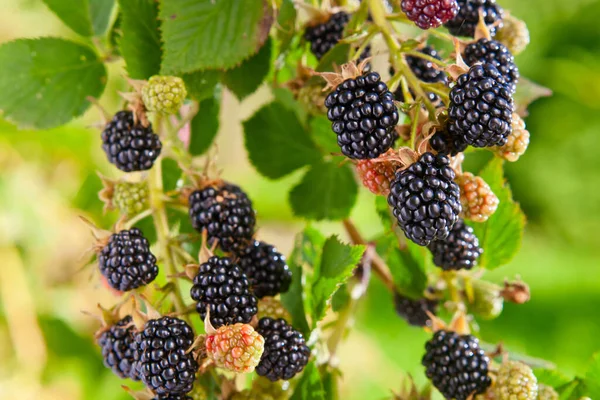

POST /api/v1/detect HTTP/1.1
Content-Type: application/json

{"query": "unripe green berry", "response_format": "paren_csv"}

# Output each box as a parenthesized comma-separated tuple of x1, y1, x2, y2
(142, 75, 187, 114)
(496, 15, 530, 55)
(471, 280, 504, 320)
(494, 361, 538, 400)
(113, 181, 149, 216)
(536, 384, 559, 400)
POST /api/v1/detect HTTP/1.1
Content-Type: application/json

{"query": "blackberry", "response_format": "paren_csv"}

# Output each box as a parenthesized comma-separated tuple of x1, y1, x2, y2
(237, 241, 292, 299)
(463, 39, 519, 93)
(422, 330, 492, 400)
(401, 0, 459, 29)
(188, 182, 256, 253)
(98, 228, 159, 292)
(495, 113, 529, 162)
(429, 129, 468, 156)
(304, 12, 350, 60)
(152, 396, 192, 400)
(448, 64, 514, 148)
(101, 110, 162, 172)
(135, 317, 197, 396)
(387, 152, 461, 246)
(393, 293, 438, 327)
(392, 47, 448, 104)
(97, 316, 140, 380)
(190, 256, 258, 329)
(256, 318, 310, 381)
(444, 0, 504, 37)
(428, 219, 482, 270)
(325, 71, 400, 159)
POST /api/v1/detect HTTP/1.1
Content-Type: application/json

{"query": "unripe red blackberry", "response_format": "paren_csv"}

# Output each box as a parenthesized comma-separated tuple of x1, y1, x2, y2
(496, 15, 530, 56)
(392, 46, 448, 104)
(101, 110, 162, 172)
(494, 113, 530, 162)
(448, 64, 514, 148)
(444, 0, 504, 38)
(237, 241, 292, 299)
(393, 293, 438, 327)
(256, 317, 310, 381)
(428, 219, 482, 270)
(387, 152, 462, 246)
(325, 71, 400, 159)
(188, 182, 256, 253)
(493, 361, 538, 400)
(97, 316, 140, 380)
(463, 39, 519, 94)
(355, 157, 400, 196)
(135, 317, 198, 396)
(422, 330, 492, 400)
(98, 228, 159, 292)
(190, 256, 258, 329)
(457, 172, 499, 223)
(401, 0, 459, 30)
(206, 323, 265, 373)
(304, 12, 350, 60)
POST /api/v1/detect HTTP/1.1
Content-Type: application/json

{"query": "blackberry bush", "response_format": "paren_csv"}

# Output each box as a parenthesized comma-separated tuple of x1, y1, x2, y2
(394, 293, 439, 327)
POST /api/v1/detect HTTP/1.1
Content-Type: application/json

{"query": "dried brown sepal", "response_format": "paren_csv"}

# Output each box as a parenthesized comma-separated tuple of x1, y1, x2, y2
(198, 229, 217, 264)
(500, 280, 530, 304)
(204, 306, 217, 335)
(474, 9, 493, 41)
(98, 173, 117, 213)
(448, 310, 471, 335)
(79, 216, 112, 252)
(184, 263, 200, 280)
(122, 386, 154, 400)
(118, 78, 150, 128)
(369, 147, 419, 174)
(296, 2, 344, 26)
(416, 109, 450, 154)
(446, 38, 471, 81)
(314, 59, 372, 91)
(425, 311, 447, 333)
(396, 124, 412, 142)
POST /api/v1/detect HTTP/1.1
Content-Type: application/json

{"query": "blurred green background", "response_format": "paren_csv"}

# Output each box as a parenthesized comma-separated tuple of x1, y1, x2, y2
(1, 0, 599, 399)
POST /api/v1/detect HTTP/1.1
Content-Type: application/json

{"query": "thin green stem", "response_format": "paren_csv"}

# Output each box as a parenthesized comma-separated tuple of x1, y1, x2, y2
(404, 50, 449, 68)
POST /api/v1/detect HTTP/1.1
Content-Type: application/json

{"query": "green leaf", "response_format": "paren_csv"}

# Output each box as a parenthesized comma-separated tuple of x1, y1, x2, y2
(243, 102, 322, 179)
(584, 352, 600, 398)
(275, 0, 297, 52)
(331, 283, 350, 312)
(290, 361, 325, 400)
(42, 0, 114, 37)
(160, 0, 273, 73)
(189, 90, 221, 156)
(182, 70, 220, 102)
(316, 43, 351, 72)
(514, 77, 552, 116)
(472, 158, 526, 269)
(534, 368, 572, 388)
(0, 38, 107, 129)
(272, 86, 308, 125)
(309, 115, 339, 155)
(162, 158, 182, 192)
(289, 162, 358, 220)
(385, 240, 428, 299)
(223, 38, 272, 100)
(118, 0, 162, 79)
(311, 236, 365, 324)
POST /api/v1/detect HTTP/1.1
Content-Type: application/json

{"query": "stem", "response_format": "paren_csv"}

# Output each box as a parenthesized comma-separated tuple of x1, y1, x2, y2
(327, 290, 358, 364)
(404, 50, 448, 68)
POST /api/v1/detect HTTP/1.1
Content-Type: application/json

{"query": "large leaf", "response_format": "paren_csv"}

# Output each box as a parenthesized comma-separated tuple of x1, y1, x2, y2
(289, 161, 358, 220)
(42, 0, 115, 37)
(384, 238, 428, 299)
(118, 0, 162, 79)
(583, 352, 600, 398)
(471, 158, 526, 269)
(160, 0, 273, 73)
(189, 90, 221, 156)
(311, 236, 365, 324)
(309, 115, 339, 155)
(0, 38, 106, 129)
(243, 102, 322, 179)
(222, 38, 272, 100)
(290, 361, 325, 400)
(182, 70, 220, 102)
(275, 0, 297, 52)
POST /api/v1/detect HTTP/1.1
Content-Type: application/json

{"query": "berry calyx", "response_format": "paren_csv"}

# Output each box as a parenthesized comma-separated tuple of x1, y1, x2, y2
(444, 0, 504, 38)
(206, 323, 265, 373)
(97, 228, 159, 292)
(494, 113, 530, 162)
(237, 240, 292, 299)
(256, 317, 310, 381)
(457, 172, 499, 222)
(97, 315, 140, 380)
(142, 75, 187, 114)
(394, 292, 439, 327)
(101, 110, 162, 172)
(463, 38, 520, 94)
(304, 12, 350, 60)
(401, 0, 459, 30)
(493, 361, 538, 400)
(428, 219, 482, 270)
(190, 256, 258, 329)
(387, 152, 462, 246)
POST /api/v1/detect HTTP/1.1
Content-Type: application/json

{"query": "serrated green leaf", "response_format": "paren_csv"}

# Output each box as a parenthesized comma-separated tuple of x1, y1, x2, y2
(583, 352, 600, 398)
(289, 162, 358, 220)
(272, 86, 308, 125)
(331, 283, 350, 312)
(472, 158, 526, 269)
(42, 0, 114, 37)
(189, 91, 220, 156)
(243, 102, 322, 179)
(309, 115, 339, 155)
(385, 240, 428, 299)
(533, 368, 572, 388)
(223, 38, 272, 100)
(118, 0, 162, 79)
(311, 236, 365, 324)
(321, 368, 341, 400)
(160, 0, 272, 73)
(0, 38, 106, 129)
(290, 361, 325, 400)
(182, 70, 220, 102)
(89, 0, 116, 36)
(162, 158, 182, 192)
(375, 195, 393, 227)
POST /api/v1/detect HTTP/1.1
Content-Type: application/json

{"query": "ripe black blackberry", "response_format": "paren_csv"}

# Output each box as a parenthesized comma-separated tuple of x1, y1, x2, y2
(444, 0, 504, 37)
(401, 0, 459, 29)
(256, 317, 310, 381)
(387, 152, 461, 246)
(325, 71, 399, 159)
(101, 110, 162, 172)
(190, 256, 258, 328)
(448, 64, 514, 148)
(394, 293, 439, 327)
(135, 317, 197, 396)
(428, 219, 482, 270)
(98, 228, 159, 292)
(188, 182, 256, 253)
(422, 330, 492, 400)
(391, 46, 448, 104)
(237, 241, 293, 299)
(152, 396, 191, 400)
(429, 129, 468, 156)
(97, 316, 140, 380)
(304, 12, 350, 60)
(463, 38, 520, 93)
